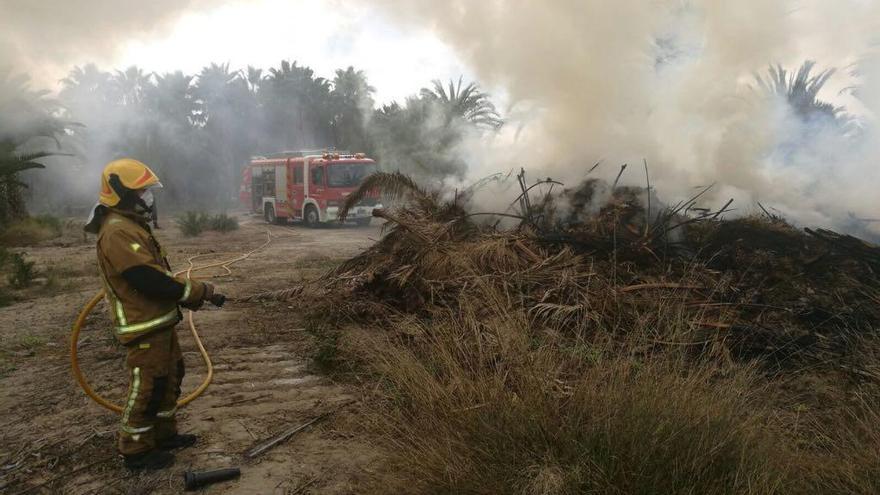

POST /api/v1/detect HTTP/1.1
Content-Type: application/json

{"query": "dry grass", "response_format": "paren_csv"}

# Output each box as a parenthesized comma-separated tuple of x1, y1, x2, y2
(363, 298, 793, 494)
(0, 215, 63, 246)
(298, 172, 880, 494)
(324, 281, 880, 494)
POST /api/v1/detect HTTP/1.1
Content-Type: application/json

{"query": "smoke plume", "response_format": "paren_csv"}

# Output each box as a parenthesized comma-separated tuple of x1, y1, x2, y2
(0, 0, 226, 84)
(368, 0, 880, 236)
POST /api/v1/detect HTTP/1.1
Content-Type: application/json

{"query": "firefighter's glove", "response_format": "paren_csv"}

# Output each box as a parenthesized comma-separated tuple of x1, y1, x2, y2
(181, 299, 204, 311)
(203, 282, 215, 302)
(181, 282, 213, 311)
(209, 293, 227, 307)
(201, 283, 226, 307)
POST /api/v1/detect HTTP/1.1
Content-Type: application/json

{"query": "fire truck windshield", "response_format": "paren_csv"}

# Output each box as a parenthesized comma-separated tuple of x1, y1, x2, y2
(327, 163, 377, 187)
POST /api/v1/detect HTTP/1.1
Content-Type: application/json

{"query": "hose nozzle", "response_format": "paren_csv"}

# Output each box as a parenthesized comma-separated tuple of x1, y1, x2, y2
(184, 467, 240, 491)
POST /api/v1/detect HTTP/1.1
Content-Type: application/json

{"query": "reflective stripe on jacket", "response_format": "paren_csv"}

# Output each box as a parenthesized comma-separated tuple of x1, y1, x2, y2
(96, 209, 206, 344)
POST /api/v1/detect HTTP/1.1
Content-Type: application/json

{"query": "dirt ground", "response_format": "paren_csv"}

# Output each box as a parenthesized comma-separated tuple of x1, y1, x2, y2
(0, 213, 385, 494)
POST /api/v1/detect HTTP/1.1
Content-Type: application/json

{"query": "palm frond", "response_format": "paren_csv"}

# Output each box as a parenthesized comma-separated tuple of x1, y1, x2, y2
(0, 160, 46, 176)
(10, 150, 71, 162)
(339, 171, 431, 221)
(755, 61, 843, 120)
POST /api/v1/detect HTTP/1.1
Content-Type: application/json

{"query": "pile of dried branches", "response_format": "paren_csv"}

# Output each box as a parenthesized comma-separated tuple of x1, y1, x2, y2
(318, 170, 880, 376)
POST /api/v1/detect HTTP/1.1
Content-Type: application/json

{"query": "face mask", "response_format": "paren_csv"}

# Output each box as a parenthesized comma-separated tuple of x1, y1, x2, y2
(140, 189, 155, 209)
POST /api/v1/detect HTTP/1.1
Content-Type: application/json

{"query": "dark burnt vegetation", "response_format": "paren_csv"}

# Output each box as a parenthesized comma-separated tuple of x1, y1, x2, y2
(329, 169, 880, 376)
(253, 168, 880, 493)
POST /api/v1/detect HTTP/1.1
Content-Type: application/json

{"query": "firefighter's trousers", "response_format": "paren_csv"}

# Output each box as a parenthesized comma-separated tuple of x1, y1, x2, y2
(118, 325, 184, 455)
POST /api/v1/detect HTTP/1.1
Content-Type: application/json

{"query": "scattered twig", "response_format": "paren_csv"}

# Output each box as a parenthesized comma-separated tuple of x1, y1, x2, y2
(238, 419, 257, 440)
(612, 163, 628, 190)
(691, 321, 733, 329)
(223, 393, 273, 408)
(619, 283, 704, 293)
(245, 415, 327, 459)
(711, 198, 735, 220)
(12, 456, 111, 495)
(454, 403, 488, 413)
(504, 177, 563, 210)
(244, 401, 357, 459)
(652, 338, 718, 346)
(465, 212, 528, 221)
(290, 476, 320, 495)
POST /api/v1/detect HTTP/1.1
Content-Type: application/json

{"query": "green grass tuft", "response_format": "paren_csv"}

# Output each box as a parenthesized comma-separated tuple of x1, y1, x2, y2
(7, 252, 37, 289)
(176, 212, 239, 236)
(176, 211, 210, 237)
(208, 213, 239, 232)
(0, 215, 64, 246)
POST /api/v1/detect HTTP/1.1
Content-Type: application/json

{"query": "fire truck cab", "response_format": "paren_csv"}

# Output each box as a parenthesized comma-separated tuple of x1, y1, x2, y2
(240, 150, 381, 226)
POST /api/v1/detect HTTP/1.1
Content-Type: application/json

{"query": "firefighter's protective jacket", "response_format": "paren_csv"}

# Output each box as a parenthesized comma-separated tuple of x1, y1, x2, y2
(97, 209, 207, 344)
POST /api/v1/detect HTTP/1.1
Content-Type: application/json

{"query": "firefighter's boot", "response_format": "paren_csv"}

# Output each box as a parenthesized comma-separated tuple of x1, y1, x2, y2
(159, 433, 197, 451)
(123, 450, 175, 471)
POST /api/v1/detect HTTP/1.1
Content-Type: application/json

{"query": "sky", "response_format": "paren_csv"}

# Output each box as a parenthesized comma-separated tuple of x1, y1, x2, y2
(117, 0, 472, 104)
(0, 0, 473, 105)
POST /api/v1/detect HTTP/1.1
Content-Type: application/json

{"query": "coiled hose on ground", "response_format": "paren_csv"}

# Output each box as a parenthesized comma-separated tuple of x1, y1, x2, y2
(70, 231, 273, 414)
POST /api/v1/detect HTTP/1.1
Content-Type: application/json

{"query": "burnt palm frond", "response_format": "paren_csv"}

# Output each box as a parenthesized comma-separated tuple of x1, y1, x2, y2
(339, 171, 432, 221)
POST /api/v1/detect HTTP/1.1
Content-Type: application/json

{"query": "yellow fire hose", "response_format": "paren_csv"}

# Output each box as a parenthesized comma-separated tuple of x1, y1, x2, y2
(70, 231, 273, 414)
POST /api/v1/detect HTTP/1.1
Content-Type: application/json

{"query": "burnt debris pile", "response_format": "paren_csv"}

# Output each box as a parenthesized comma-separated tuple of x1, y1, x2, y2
(318, 170, 880, 375)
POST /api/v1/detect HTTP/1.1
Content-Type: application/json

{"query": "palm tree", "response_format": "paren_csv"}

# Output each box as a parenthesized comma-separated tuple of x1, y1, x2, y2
(330, 66, 375, 151)
(262, 60, 334, 149)
(332, 67, 375, 108)
(194, 63, 259, 204)
(0, 70, 72, 224)
(420, 76, 503, 130)
(244, 65, 263, 95)
(60, 64, 112, 103)
(193, 62, 243, 126)
(148, 71, 197, 127)
(755, 61, 842, 121)
(754, 61, 857, 173)
(112, 66, 152, 107)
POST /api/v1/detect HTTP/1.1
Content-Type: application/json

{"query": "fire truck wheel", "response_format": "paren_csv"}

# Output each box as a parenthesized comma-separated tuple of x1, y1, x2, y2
(304, 205, 320, 228)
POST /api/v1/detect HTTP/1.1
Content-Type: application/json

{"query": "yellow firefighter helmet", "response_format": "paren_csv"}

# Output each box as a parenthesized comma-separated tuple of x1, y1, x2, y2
(99, 158, 162, 207)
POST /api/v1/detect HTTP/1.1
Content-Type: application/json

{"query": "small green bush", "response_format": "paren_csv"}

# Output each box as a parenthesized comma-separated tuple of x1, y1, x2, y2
(176, 211, 210, 237)
(0, 287, 13, 307)
(313, 329, 342, 373)
(8, 252, 37, 289)
(209, 213, 239, 232)
(0, 216, 63, 246)
(17, 334, 46, 350)
(33, 214, 63, 236)
(0, 246, 10, 267)
(177, 212, 238, 236)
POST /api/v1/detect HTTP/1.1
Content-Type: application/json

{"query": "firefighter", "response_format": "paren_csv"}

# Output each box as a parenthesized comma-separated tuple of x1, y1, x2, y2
(84, 158, 225, 471)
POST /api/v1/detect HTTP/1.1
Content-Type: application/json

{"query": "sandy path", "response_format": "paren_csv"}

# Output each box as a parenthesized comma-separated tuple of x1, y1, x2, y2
(0, 214, 383, 494)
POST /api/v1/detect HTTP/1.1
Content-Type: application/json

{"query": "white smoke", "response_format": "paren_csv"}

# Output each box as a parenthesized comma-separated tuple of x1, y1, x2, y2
(367, 0, 880, 236)
(0, 0, 229, 84)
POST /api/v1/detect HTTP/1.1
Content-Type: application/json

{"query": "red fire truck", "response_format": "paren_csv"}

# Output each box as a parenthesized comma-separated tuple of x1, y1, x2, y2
(239, 151, 381, 226)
